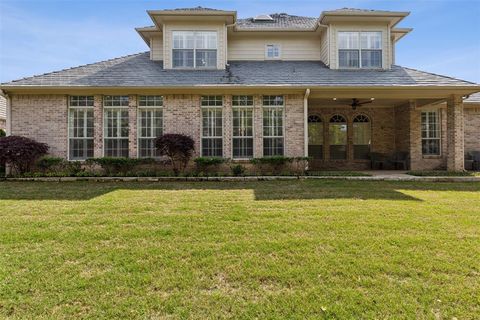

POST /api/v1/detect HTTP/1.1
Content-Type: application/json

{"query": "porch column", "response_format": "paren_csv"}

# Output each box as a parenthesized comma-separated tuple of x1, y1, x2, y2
(93, 95, 103, 157)
(253, 95, 263, 157)
(223, 95, 232, 158)
(128, 95, 138, 158)
(446, 95, 464, 171)
(408, 100, 421, 170)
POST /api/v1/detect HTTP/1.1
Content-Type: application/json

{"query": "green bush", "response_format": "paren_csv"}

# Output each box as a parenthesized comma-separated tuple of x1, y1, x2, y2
(194, 157, 227, 175)
(251, 156, 294, 175)
(230, 164, 246, 177)
(37, 156, 64, 173)
(87, 157, 155, 176)
(0, 129, 6, 137)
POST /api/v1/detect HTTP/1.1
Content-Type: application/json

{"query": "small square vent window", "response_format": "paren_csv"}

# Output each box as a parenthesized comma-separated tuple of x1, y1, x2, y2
(266, 44, 281, 59)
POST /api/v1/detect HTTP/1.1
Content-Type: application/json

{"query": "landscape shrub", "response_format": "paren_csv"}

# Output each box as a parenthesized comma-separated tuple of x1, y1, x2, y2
(230, 164, 246, 176)
(155, 134, 195, 176)
(36, 156, 64, 173)
(291, 157, 311, 175)
(0, 129, 5, 137)
(251, 156, 294, 175)
(194, 157, 227, 175)
(0, 136, 49, 174)
(87, 157, 155, 176)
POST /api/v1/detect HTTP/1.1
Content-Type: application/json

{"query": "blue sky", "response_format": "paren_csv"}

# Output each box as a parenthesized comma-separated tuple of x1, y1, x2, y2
(1, 0, 479, 83)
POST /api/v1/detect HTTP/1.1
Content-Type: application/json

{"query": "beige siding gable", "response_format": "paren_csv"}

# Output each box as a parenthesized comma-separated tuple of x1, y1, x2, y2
(228, 34, 321, 61)
(150, 36, 163, 61)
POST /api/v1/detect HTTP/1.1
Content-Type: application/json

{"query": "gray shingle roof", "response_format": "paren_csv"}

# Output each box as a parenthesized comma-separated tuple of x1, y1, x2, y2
(1, 52, 477, 88)
(166, 7, 226, 11)
(465, 92, 480, 103)
(0, 96, 5, 119)
(236, 13, 318, 30)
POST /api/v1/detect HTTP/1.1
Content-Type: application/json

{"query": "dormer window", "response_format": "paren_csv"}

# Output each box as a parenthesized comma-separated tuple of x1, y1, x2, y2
(172, 31, 217, 68)
(338, 31, 382, 69)
(265, 44, 281, 59)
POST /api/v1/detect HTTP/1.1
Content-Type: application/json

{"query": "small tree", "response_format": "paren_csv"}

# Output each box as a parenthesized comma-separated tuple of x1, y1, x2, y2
(0, 136, 49, 174)
(155, 134, 195, 175)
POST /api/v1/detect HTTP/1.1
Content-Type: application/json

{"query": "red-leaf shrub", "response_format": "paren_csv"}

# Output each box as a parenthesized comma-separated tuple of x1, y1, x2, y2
(0, 136, 49, 174)
(155, 134, 195, 175)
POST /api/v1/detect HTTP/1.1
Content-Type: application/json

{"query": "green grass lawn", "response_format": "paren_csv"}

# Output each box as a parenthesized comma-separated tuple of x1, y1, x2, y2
(1, 180, 479, 319)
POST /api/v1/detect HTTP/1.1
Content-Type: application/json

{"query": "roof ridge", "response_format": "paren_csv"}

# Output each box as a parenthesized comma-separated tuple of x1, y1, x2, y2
(4, 52, 148, 85)
(400, 65, 478, 85)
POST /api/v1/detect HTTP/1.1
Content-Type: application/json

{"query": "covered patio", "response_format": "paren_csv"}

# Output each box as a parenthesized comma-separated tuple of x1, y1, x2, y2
(304, 88, 468, 171)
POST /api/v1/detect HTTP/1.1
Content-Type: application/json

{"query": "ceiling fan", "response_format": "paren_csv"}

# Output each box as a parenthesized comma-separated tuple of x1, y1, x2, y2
(333, 98, 375, 110)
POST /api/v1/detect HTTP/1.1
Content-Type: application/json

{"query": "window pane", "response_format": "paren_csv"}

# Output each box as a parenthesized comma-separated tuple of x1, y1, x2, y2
(196, 50, 217, 68)
(421, 111, 440, 155)
(173, 49, 194, 68)
(338, 32, 359, 49)
(232, 95, 253, 106)
(361, 50, 382, 68)
(263, 138, 284, 156)
(233, 138, 253, 158)
(263, 95, 284, 106)
(202, 138, 223, 157)
(339, 50, 359, 68)
(329, 124, 347, 145)
(361, 32, 382, 49)
(308, 122, 323, 145)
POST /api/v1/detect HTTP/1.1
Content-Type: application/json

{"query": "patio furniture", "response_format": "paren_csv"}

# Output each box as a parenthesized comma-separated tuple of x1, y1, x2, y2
(390, 151, 409, 170)
(465, 153, 474, 171)
(369, 152, 388, 170)
(471, 151, 480, 170)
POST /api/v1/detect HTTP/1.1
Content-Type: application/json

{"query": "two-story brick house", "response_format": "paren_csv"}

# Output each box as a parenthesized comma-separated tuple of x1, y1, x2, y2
(1, 7, 479, 171)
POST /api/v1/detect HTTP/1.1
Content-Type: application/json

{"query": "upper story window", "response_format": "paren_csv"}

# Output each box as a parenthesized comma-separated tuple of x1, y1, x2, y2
(172, 31, 217, 68)
(338, 31, 382, 69)
(265, 44, 281, 60)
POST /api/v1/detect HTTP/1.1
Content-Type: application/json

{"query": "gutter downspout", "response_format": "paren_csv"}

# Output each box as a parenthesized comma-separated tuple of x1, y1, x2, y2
(225, 22, 236, 68)
(304, 88, 310, 157)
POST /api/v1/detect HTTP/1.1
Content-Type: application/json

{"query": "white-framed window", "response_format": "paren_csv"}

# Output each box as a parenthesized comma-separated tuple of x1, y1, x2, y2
(353, 114, 371, 160)
(138, 96, 163, 158)
(329, 115, 348, 160)
(421, 110, 441, 155)
(232, 95, 254, 159)
(263, 95, 284, 156)
(172, 31, 217, 68)
(338, 31, 382, 68)
(265, 44, 281, 59)
(201, 96, 223, 157)
(103, 95, 129, 158)
(68, 96, 94, 160)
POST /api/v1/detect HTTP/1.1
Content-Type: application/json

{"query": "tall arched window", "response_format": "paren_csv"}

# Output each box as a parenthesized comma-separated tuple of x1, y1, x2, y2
(308, 115, 323, 159)
(353, 115, 371, 160)
(329, 115, 347, 160)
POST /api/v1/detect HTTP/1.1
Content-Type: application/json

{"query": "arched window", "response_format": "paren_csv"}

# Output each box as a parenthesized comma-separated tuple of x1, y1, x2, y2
(329, 115, 347, 160)
(308, 115, 323, 159)
(353, 115, 371, 160)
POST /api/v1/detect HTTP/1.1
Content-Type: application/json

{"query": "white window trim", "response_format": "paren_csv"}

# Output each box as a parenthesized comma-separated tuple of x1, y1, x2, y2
(262, 96, 285, 157)
(265, 44, 282, 60)
(172, 30, 218, 69)
(232, 102, 255, 160)
(200, 97, 224, 157)
(103, 96, 129, 158)
(137, 100, 163, 159)
(67, 96, 94, 161)
(421, 109, 442, 156)
(337, 31, 383, 69)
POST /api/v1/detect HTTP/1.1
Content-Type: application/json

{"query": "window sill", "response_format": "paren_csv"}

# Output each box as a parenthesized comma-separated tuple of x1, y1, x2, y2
(422, 155, 442, 159)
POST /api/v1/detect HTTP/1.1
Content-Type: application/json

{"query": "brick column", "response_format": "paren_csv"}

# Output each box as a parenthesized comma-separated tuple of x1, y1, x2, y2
(223, 95, 232, 158)
(446, 95, 464, 171)
(408, 100, 423, 170)
(284, 94, 305, 157)
(93, 95, 103, 157)
(128, 95, 138, 158)
(253, 95, 263, 157)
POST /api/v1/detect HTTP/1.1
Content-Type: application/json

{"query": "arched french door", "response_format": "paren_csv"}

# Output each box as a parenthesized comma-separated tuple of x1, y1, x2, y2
(308, 115, 323, 159)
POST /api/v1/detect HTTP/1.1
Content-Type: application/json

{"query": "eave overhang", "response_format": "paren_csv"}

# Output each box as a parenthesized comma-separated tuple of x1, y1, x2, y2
(320, 10, 410, 27)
